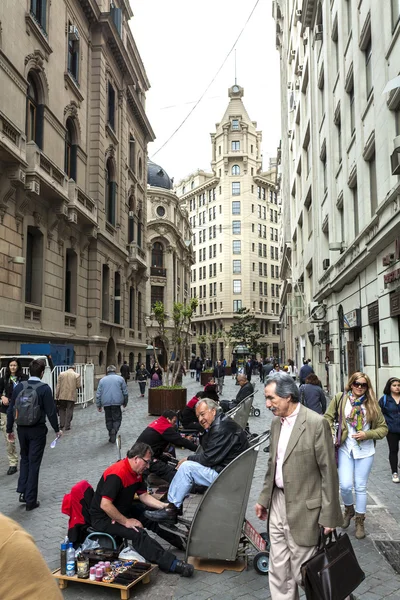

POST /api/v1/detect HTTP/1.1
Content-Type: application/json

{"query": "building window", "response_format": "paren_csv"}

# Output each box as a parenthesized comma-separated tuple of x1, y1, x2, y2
(232, 164, 240, 175)
(67, 24, 79, 81)
(65, 249, 77, 314)
(108, 82, 116, 131)
(26, 73, 44, 149)
(137, 209, 143, 247)
(25, 226, 43, 305)
(232, 119, 240, 130)
(105, 158, 116, 226)
(231, 183, 241, 199)
(233, 280, 241, 294)
(151, 242, 163, 267)
(232, 220, 241, 234)
(102, 264, 110, 321)
(232, 240, 241, 254)
(233, 260, 241, 273)
(233, 300, 242, 312)
(353, 184, 359, 237)
(392, 0, 400, 30)
(232, 201, 241, 214)
(137, 291, 142, 331)
(151, 285, 164, 308)
(114, 272, 121, 324)
(231, 141, 240, 151)
(369, 153, 378, 214)
(129, 286, 135, 329)
(30, 0, 47, 31)
(64, 118, 77, 180)
(129, 135, 136, 171)
(365, 39, 373, 98)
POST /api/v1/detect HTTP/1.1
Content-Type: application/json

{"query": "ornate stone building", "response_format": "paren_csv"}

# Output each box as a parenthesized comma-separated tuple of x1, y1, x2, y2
(0, 0, 154, 376)
(145, 160, 194, 367)
(176, 85, 281, 362)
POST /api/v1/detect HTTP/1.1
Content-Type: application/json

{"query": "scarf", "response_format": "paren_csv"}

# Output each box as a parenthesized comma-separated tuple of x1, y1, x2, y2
(346, 392, 366, 431)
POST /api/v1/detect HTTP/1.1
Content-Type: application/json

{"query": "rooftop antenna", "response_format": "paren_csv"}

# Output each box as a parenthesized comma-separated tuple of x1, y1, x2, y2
(234, 49, 237, 85)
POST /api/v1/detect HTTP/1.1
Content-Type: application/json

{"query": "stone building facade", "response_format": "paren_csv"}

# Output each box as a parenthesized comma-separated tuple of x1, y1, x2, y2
(274, 0, 400, 392)
(0, 0, 154, 377)
(176, 85, 281, 362)
(145, 160, 194, 367)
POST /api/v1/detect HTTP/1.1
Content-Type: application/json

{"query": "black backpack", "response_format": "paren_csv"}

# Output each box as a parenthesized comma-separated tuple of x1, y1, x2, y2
(14, 381, 46, 426)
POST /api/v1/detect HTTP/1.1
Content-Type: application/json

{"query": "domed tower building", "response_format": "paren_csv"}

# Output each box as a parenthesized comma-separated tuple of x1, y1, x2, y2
(145, 160, 194, 367)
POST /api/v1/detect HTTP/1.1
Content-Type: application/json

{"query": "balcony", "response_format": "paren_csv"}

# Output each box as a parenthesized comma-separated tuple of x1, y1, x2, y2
(0, 111, 26, 165)
(68, 181, 98, 226)
(150, 266, 166, 278)
(128, 243, 147, 271)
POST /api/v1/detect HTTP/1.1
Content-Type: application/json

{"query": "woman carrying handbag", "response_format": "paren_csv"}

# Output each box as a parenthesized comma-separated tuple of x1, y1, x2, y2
(325, 372, 387, 539)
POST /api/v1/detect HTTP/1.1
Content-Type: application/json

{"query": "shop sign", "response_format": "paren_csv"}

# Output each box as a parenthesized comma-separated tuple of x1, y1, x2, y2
(343, 309, 361, 329)
(382, 238, 400, 266)
(367, 301, 379, 324)
(390, 291, 400, 317)
(384, 268, 400, 285)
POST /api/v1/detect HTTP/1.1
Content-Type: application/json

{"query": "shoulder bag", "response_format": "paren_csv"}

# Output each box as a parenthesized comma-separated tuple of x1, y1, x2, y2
(301, 528, 365, 600)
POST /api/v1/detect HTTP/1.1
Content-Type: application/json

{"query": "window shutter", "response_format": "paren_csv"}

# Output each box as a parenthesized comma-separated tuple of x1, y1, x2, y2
(36, 104, 45, 150)
(40, 0, 47, 31)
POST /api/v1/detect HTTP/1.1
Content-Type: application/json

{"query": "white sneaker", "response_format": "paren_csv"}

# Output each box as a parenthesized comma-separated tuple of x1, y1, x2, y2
(392, 473, 399, 483)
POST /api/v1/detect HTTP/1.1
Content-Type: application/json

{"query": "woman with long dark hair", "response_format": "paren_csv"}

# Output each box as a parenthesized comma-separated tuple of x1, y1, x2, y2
(0, 357, 28, 475)
(325, 372, 387, 539)
(379, 377, 400, 483)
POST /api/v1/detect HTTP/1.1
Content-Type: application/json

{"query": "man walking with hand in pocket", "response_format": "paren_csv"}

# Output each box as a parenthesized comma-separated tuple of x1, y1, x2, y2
(255, 373, 342, 600)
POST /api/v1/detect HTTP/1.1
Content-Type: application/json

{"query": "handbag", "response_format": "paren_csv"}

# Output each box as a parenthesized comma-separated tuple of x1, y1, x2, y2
(333, 393, 344, 466)
(301, 528, 365, 600)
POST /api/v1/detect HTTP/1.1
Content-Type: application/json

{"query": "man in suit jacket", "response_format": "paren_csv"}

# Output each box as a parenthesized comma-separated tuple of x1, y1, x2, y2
(255, 373, 342, 600)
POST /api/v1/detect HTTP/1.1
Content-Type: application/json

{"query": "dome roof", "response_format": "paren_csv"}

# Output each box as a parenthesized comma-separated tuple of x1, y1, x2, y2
(147, 160, 173, 190)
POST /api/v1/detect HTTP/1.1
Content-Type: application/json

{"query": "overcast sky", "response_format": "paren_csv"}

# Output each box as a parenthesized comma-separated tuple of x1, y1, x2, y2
(130, 0, 281, 184)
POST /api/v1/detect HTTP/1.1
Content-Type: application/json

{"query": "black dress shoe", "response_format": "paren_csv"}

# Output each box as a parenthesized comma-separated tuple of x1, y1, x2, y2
(173, 560, 194, 577)
(109, 429, 116, 443)
(7, 466, 17, 475)
(19, 493, 26, 503)
(26, 501, 40, 511)
(144, 504, 179, 523)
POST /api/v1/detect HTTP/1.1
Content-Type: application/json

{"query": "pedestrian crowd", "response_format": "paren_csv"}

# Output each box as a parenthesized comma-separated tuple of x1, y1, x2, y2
(0, 352, 399, 599)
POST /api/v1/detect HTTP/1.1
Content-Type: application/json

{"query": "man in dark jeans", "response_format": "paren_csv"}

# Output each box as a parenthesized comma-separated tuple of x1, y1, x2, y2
(7, 359, 61, 511)
(96, 365, 128, 443)
(90, 442, 193, 577)
(120, 361, 130, 384)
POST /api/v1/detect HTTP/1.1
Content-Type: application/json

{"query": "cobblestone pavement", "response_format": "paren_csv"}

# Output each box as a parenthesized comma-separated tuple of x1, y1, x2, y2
(1, 374, 400, 599)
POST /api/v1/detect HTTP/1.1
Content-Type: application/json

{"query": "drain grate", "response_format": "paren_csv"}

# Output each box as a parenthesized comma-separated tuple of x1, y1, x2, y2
(374, 541, 400, 574)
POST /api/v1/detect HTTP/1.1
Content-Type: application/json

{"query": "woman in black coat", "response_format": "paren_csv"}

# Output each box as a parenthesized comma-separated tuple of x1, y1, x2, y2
(0, 357, 28, 474)
(299, 373, 327, 414)
(136, 364, 150, 397)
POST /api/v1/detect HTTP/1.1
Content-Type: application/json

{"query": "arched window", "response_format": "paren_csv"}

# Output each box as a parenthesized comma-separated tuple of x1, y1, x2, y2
(26, 73, 44, 149)
(114, 271, 121, 324)
(128, 196, 135, 243)
(64, 118, 77, 181)
(232, 164, 240, 175)
(138, 157, 142, 180)
(152, 242, 163, 268)
(30, 0, 47, 32)
(105, 158, 116, 226)
(137, 209, 143, 248)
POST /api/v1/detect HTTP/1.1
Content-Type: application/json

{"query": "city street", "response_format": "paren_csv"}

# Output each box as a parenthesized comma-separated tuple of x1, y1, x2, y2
(1, 374, 400, 599)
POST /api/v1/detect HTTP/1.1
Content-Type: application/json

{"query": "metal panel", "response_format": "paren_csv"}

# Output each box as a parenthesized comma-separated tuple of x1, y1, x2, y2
(185, 431, 270, 561)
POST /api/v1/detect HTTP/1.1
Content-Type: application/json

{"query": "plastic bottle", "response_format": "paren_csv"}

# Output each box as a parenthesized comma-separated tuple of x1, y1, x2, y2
(60, 543, 67, 575)
(66, 542, 76, 577)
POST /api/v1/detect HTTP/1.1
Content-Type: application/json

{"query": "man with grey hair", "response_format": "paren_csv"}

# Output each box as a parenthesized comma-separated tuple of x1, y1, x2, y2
(255, 373, 342, 600)
(96, 365, 128, 443)
(144, 398, 249, 523)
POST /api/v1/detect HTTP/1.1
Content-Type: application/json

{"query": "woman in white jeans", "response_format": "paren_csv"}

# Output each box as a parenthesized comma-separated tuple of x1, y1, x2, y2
(325, 372, 387, 539)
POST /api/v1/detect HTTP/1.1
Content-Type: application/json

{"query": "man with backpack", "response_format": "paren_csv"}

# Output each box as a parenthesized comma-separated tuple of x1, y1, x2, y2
(6, 359, 61, 511)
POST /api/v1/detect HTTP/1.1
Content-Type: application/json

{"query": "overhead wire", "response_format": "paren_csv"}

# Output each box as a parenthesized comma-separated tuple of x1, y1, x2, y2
(150, 0, 261, 160)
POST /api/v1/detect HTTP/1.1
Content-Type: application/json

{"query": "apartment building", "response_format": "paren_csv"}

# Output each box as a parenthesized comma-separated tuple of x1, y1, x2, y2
(274, 0, 400, 391)
(176, 85, 281, 362)
(0, 0, 154, 375)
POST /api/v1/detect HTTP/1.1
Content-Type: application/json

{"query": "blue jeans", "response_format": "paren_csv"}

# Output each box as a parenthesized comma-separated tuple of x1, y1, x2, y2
(338, 447, 374, 513)
(167, 460, 218, 508)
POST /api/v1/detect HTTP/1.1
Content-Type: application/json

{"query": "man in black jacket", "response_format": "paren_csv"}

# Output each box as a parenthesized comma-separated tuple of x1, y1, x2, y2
(7, 359, 61, 511)
(220, 374, 254, 412)
(213, 360, 225, 395)
(136, 410, 197, 483)
(120, 361, 130, 383)
(144, 399, 249, 523)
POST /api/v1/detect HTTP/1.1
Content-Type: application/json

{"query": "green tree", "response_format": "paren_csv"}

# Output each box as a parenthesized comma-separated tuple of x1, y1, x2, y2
(227, 307, 262, 356)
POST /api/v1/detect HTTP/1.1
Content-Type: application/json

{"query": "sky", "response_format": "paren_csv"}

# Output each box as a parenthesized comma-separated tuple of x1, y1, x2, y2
(130, 0, 282, 184)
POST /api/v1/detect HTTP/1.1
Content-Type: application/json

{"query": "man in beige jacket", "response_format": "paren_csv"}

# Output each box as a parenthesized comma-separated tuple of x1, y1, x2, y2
(255, 373, 342, 600)
(55, 367, 81, 431)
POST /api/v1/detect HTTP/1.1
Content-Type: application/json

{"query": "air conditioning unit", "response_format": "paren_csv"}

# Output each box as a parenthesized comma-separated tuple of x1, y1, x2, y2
(290, 50, 296, 61)
(315, 24, 323, 40)
(128, 211, 134, 218)
(329, 242, 342, 251)
(287, 129, 293, 138)
(296, 64, 304, 75)
(287, 82, 293, 90)
(322, 258, 330, 270)
(295, 9, 302, 22)
(295, 80, 300, 90)
(390, 135, 400, 175)
(68, 25, 79, 41)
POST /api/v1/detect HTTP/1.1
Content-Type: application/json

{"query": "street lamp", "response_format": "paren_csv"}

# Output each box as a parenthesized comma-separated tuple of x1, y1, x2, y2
(307, 331, 316, 346)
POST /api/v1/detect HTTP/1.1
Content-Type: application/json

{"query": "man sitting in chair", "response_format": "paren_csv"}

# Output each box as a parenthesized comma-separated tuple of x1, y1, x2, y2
(90, 442, 193, 577)
(220, 374, 254, 413)
(144, 399, 249, 523)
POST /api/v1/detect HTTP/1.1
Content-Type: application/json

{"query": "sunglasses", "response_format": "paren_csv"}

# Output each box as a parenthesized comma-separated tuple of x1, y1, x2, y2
(352, 381, 368, 389)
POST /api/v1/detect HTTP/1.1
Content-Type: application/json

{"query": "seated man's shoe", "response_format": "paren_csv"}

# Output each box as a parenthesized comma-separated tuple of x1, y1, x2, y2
(173, 560, 194, 577)
(19, 493, 26, 503)
(144, 503, 179, 523)
(7, 466, 17, 475)
(26, 501, 40, 511)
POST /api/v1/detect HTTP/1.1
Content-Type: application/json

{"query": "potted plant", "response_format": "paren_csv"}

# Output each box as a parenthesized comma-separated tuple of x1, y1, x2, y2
(146, 297, 198, 415)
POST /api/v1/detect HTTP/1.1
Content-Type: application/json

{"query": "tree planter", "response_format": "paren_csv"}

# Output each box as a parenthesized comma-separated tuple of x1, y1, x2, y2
(225, 367, 232, 376)
(200, 372, 214, 386)
(148, 387, 187, 416)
